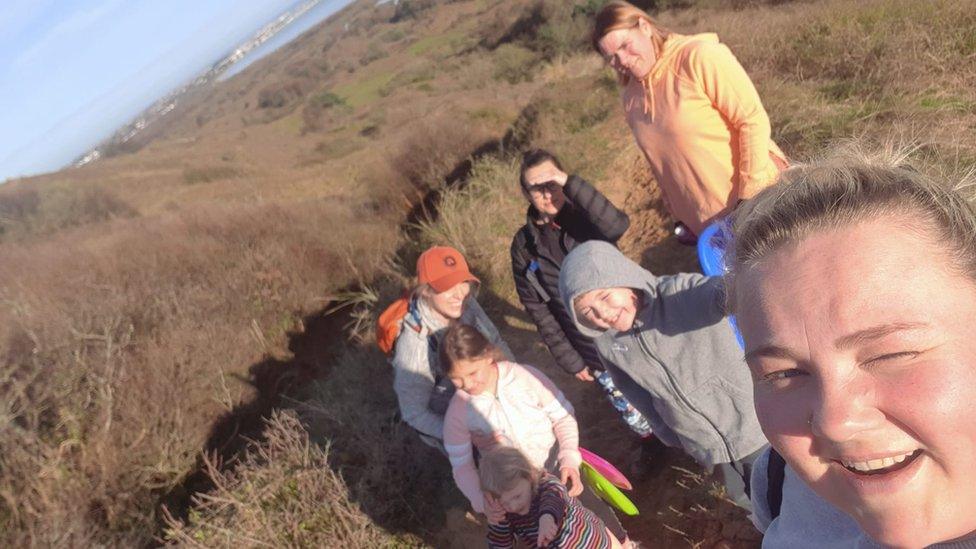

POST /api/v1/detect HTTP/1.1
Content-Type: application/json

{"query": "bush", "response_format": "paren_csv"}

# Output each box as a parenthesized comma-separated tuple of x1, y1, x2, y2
(360, 124, 380, 138)
(163, 411, 419, 547)
(391, 0, 439, 22)
(0, 185, 138, 239)
(182, 166, 241, 185)
(0, 186, 40, 234)
(381, 28, 407, 42)
(415, 156, 523, 295)
(492, 44, 540, 84)
(480, 0, 593, 59)
(311, 138, 363, 160)
(379, 65, 437, 97)
(526, 1, 593, 60)
(257, 80, 307, 109)
(359, 43, 389, 66)
(312, 91, 346, 108)
(392, 113, 487, 192)
(302, 92, 349, 134)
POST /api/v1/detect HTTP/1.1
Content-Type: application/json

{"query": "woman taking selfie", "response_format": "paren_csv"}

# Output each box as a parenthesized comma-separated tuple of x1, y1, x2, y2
(728, 146, 976, 547)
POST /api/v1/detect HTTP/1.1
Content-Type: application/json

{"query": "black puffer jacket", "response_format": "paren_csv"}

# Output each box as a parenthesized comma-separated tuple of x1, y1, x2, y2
(510, 175, 630, 375)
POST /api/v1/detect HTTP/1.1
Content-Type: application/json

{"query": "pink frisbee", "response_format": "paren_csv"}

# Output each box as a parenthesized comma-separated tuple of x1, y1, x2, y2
(579, 447, 632, 491)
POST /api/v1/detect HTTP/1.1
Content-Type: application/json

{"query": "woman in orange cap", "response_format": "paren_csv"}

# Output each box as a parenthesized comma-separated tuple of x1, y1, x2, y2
(391, 245, 514, 451)
(592, 1, 787, 242)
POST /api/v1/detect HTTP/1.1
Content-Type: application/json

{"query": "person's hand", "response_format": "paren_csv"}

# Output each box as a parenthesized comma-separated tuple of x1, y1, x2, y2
(537, 513, 558, 547)
(484, 493, 506, 525)
(526, 161, 569, 187)
(560, 466, 584, 497)
(574, 369, 595, 382)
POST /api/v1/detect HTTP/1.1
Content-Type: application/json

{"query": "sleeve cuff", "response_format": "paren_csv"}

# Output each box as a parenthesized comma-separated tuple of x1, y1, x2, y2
(558, 449, 582, 470)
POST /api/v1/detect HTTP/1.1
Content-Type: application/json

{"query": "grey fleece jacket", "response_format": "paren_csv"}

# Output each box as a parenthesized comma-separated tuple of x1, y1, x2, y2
(558, 241, 766, 468)
(391, 296, 513, 441)
(750, 449, 874, 548)
(751, 448, 976, 548)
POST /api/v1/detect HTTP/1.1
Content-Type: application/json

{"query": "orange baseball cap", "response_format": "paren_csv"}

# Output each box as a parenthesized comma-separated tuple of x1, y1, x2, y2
(417, 246, 480, 293)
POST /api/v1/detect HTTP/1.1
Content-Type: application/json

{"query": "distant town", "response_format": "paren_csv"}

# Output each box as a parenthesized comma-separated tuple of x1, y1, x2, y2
(74, 0, 323, 168)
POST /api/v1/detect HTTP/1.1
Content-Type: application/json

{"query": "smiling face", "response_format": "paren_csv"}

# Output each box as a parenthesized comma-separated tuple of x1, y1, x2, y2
(574, 287, 639, 332)
(426, 281, 472, 321)
(735, 217, 976, 546)
(597, 19, 657, 81)
(448, 354, 497, 396)
(496, 477, 533, 516)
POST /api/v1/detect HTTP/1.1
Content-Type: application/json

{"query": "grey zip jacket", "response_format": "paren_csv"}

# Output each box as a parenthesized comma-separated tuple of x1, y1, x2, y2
(558, 241, 766, 468)
(392, 295, 513, 442)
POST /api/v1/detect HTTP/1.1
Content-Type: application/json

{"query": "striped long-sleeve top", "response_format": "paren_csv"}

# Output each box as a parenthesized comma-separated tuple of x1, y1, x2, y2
(487, 474, 613, 549)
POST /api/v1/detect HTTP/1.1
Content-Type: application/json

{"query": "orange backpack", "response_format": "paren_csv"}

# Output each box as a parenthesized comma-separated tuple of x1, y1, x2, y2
(376, 292, 422, 355)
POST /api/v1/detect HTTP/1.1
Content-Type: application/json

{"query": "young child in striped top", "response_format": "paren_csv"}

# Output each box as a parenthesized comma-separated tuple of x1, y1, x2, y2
(479, 446, 623, 549)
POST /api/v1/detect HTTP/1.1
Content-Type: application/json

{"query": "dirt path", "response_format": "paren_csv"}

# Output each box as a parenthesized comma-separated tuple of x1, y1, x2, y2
(433, 148, 761, 548)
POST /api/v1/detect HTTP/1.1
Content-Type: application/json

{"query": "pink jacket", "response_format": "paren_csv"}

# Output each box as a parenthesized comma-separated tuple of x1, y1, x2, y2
(443, 361, 582, 513)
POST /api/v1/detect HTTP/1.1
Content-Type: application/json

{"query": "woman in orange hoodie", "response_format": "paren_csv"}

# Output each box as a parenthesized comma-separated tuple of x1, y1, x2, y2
(592, 1, 787, 240)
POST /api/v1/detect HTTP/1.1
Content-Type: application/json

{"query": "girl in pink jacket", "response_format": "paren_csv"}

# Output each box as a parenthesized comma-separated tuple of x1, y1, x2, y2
(440, 323, 628, 545)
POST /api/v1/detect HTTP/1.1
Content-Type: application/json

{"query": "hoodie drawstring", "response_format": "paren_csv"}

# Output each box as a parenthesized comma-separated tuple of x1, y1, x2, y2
(640, 75, 655, 121)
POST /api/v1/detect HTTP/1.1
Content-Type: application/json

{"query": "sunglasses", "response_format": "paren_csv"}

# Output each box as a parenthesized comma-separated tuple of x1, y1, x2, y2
(525, 181, 561, 195)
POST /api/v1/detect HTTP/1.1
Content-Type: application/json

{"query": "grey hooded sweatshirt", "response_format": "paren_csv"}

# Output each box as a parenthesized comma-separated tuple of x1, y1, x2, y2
(558, 241, 766, 468)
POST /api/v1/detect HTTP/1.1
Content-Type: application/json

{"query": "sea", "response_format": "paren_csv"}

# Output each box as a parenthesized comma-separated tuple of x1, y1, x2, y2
(219, 0, 356, 81)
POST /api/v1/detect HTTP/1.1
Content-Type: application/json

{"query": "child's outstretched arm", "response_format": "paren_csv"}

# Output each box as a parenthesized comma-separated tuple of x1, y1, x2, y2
(537, 478, 569, 547)
(443, 395, 485, 513)
(658, 273, 727, 322)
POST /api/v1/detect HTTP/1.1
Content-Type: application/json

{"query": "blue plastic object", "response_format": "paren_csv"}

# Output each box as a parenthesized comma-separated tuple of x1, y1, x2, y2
(696, 221, 728, 276)
(696, 220, 745, 349)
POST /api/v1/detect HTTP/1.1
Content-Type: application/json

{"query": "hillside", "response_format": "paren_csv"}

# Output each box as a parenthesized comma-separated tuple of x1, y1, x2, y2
(1, 0, 975, 546)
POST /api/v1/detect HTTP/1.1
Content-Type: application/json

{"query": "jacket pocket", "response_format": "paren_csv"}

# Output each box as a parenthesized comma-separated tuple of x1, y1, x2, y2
(687, 375, 757, 463)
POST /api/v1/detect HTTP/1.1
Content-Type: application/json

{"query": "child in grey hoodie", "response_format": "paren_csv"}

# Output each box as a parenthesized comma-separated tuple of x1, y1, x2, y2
(558, 240, 766, 509)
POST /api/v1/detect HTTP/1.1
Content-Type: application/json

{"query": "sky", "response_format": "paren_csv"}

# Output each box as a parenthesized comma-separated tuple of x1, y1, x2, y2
(0, 0, 342, 182)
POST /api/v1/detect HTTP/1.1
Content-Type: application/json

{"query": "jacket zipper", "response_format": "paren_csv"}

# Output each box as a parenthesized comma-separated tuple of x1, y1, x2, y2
(488, 369, 518, 449)
(632, 324, 737, 464)
(493, 394, 515, 447)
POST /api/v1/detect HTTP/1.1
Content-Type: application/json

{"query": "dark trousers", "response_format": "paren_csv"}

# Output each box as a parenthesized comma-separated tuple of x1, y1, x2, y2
(713, 445, 767, 511)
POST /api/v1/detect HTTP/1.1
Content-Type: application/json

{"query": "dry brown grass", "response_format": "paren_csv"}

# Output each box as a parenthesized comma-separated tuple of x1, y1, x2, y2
(4, 0, 976, 546)
(659, 0, 976, 159)
(0, 182, 138, 240)
(162, 410, 418, 547)
(0, 198, 395, 546)
(392, 111, 494, 195)
(415, 155, 523, 299)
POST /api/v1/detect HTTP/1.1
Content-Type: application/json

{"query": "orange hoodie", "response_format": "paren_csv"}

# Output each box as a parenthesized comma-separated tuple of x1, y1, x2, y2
(622, 33, 786, 235)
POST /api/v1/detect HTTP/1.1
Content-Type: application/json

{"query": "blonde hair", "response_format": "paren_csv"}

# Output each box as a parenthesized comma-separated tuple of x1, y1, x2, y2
(591, 1, 670, 84)
(478, 446, 542, 497)
(727, 143, 976, 312)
